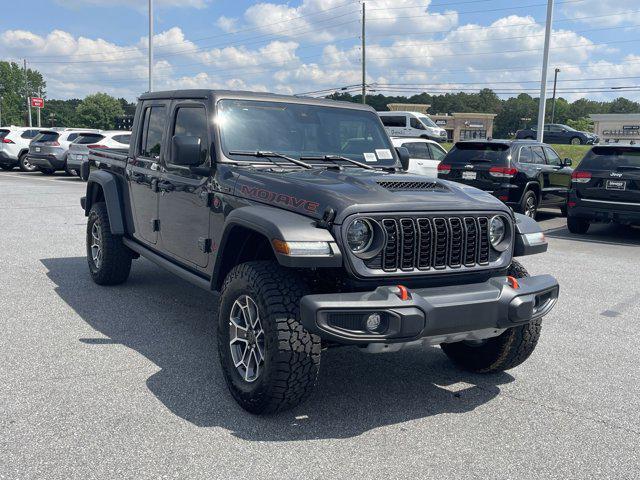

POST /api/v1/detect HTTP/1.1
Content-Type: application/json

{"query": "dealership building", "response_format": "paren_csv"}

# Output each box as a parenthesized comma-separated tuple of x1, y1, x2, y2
(386, 103, 496, 142)
(589, 114, 640, 142)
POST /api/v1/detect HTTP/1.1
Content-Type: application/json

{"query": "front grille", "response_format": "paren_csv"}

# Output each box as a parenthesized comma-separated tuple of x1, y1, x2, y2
(364, 215, 492, 272)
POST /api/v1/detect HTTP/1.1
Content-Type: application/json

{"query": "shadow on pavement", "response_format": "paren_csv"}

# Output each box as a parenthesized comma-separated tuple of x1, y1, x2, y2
(545, 222, 640, 247)
(42, 256, 514, 441)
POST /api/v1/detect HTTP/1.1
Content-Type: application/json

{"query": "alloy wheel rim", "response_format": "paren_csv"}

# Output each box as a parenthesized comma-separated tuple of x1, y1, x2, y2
(91, 221, 103, 269)
(525, 196, 537, 217)
(229, 295, 265, 383)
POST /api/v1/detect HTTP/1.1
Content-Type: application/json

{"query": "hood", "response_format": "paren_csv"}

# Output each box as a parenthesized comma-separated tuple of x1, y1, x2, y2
(233, 167, 508, 224)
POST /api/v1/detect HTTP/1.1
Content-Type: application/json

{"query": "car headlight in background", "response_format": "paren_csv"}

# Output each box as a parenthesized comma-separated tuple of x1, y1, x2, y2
(347, 218, 373, 253)
(489, 216, 506, 248)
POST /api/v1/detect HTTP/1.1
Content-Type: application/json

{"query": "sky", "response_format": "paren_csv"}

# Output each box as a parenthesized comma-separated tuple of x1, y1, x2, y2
(1, 0, 640, 102)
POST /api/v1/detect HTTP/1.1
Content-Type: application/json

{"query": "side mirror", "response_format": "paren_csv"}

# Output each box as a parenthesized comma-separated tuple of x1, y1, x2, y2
(396, 147, 410, 171)
(171, 134, 202, 167)
(563, 158, 573, 167)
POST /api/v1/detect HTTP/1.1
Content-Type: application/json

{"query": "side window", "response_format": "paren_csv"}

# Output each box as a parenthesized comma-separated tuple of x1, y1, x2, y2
(409, 118, 424, 130)
(112, 134, 131, 145)
(402, 142, 431, 159)
(139, 106, 167, 159)
(544, 147, 562, 166)
(172, 106, 209, 164)
(427, 144, 447, 161)
(549, 125, 562, 133)
(518, 146, 533, 164)
(67, 133, 79, 142)
(380, 116, 406, 127)
(531, 146, 546, 165)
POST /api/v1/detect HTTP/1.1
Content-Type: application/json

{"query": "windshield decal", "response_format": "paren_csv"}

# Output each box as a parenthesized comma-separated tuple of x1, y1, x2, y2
(240, 184, 320, 213)
(363, 153, 377, 163)
(376, 149, 393, 160)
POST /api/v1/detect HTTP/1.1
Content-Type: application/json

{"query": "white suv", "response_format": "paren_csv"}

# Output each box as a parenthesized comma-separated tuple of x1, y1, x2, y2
(0, 126, 43, 171)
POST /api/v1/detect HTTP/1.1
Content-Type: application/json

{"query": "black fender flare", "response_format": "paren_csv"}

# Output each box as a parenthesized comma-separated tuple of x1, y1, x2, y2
(212, 205, 342, 287)
(83, 170, 125, 235)
(513, 213, 547, 256)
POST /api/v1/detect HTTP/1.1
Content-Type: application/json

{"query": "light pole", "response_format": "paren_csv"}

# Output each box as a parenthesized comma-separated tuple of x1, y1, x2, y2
(550, 68, 560, 124)
(149, 0, 154, 93)
(0, 96, 3, 127)
(536, 0, 554, 143)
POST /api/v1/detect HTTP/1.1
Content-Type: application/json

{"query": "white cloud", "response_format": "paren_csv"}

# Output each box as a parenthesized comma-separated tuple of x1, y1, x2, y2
(561, 0, 640, 27)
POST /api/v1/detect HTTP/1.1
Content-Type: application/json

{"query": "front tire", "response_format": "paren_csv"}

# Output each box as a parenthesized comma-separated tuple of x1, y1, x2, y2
(86, 202, 132, 285)
(218, 261, 321, 414)
(440, 259, 542, 373)
(567, 216, 590, 234)
(570, 137, 583, 145)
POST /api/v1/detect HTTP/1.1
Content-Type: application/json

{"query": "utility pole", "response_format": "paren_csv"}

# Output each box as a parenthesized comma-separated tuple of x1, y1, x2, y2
(149, 0, 154, 93)
(0, 96, 3, 127)
(24, 59, 32, 127)
(361, 1, 366, 104)
(536, 0, 554, 143)
(37, 87, 42, 127)
(550, 67, 560, 124)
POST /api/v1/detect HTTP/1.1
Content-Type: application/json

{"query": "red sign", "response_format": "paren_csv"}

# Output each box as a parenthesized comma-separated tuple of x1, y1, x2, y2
(30, 97, 44, 108)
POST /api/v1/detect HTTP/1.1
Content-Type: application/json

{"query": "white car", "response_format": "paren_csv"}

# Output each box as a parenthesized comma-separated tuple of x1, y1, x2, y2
(27, 128, 100, 174)
(0, 126, 43, 171)
(391, 137, 448, 177)
(66, 131, 131, 177)
(379, 111, 448, 142)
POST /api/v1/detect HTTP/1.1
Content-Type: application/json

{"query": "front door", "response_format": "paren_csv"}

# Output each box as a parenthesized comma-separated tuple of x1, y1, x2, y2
(158, 102, 212, 269)
(126, 102, 168, 245)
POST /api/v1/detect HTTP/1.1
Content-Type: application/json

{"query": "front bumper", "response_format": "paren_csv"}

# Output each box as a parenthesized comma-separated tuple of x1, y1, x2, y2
(27, 153, 66, 170)
(300, 274, 559, 344)
(0, 150, 18, 167)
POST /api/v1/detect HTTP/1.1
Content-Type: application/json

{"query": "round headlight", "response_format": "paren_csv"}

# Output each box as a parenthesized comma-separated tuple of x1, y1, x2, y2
(489, 216, 506, 248)
(347, 219, 374, 253)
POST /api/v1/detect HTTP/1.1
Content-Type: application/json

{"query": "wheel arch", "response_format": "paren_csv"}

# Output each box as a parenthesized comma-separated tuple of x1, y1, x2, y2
(84, 170, 125, 235)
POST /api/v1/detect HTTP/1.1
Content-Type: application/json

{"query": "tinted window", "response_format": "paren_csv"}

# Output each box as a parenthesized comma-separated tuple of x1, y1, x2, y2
(518, 146, 533, 164)
(112, 134, 131, 145)
(33, 132, 60, 143)
(446, 143, 509, 164)
(173, 107, 208, 164)
(402, 142, 431, 159)
(380, 116, 406, 127)
(75, 134, 105, 144)
(579, 147, 640, 170)
(409, 118, 425, 130)
(544, 147, 562, 166)
(140, 106, 166, 158)
(428, 144, 447, 161)
(531, 146, 546, 165)
(0, 129, 9, 139)
(21, 129, 39, 139)
(67, 133, 80, 141)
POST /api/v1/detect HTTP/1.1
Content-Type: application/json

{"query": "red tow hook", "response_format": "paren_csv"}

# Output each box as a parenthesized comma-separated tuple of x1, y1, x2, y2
(507, 276, 520, 289)
(396, 285, 411, 301)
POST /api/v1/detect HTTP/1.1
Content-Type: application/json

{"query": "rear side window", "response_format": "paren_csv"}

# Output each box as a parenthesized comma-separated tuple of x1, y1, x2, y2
(518, 146, 533, 164)
(172, 106, 209, 164)
(402, 141, 431, 159)
(446, 143, 510, 164)
(21, 129, 40, 139)
(112, 134, 131, 145)
(380, 116, 406, 127)
(579, 147, 640, 170)
(66, 133, 80, 142)
(75, 134, 105, 144)
(0, 129, 9, 139)
(33, 132, 60, 143)
(139, 106, 167, 159)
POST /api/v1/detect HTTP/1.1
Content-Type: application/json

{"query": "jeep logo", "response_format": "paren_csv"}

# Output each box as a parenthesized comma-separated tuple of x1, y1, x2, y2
(610, 172, 623, 177)
(464, 164, 474, 169)
(240, 185, 320, 213)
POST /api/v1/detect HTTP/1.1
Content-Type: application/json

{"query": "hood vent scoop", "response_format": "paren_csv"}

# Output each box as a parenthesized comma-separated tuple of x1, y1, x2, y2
(376, 180, 448, 192)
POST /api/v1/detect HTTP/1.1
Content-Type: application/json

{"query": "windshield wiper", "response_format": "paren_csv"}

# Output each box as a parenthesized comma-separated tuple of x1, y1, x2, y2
(300, 155, 375, 170)
(228, 150, 313, 169)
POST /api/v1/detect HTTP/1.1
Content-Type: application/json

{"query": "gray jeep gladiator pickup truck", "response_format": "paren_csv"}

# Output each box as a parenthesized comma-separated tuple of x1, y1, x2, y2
(81, 90, 559, 414)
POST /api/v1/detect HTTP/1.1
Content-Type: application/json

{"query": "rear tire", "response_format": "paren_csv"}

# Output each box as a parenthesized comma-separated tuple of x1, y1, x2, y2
(440, 260, 542, 373)
(86, 202, 132, 285)
(18, 153, 37, 172)
(567, 216, 590, 234)
(560, 203, 568, 217)
(517, 189, 538, 219)
(218, 261, 321, 414)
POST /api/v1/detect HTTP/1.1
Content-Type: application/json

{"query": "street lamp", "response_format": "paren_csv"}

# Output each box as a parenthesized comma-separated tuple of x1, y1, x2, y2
(550, 68, 560, 124)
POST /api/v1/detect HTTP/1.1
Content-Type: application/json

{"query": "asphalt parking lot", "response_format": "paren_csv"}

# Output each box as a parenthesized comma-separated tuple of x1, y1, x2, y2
(1, 171, 639, 480)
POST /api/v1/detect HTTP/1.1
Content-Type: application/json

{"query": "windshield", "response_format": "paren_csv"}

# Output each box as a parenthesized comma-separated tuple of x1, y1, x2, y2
(417, 114, 438, 128)
(445, 143, 510, 164)
(579, 147, 640, 170)
(217, 99, 397, 166)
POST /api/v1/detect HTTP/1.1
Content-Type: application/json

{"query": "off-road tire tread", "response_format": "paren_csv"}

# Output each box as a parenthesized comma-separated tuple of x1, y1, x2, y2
(218, 261, 321, 414)
(87, 202, 132, 285)
(441, 259, 542, 373)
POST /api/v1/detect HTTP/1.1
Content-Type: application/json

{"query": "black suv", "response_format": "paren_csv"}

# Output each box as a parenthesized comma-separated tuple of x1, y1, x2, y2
(516, 124, 598, 145)
(567, 144, 640, 233)
(80, 90, 558, 414)
(437, 140, 573, 219)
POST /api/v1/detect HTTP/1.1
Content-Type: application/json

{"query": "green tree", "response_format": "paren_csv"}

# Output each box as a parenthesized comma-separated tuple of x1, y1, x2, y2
(566, 117, 594, 132)
(76, 93, 125, 129)
(0, 61, 46, 126)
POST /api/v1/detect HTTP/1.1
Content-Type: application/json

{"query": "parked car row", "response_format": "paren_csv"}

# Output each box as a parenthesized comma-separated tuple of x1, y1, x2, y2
(0, 125, 130, 176)
(515, 123, 599, 145)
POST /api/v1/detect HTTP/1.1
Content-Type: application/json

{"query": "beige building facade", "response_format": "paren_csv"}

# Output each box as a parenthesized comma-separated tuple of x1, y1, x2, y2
(589, 114, 640, 142)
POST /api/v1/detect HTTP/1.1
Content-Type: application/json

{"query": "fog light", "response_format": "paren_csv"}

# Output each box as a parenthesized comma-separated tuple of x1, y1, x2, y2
(366, 313, 382, 332)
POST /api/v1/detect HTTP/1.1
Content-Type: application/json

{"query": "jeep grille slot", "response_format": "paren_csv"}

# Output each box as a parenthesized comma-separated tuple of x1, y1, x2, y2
(363, 215, 494, 273)
(376, 180, 446, 191)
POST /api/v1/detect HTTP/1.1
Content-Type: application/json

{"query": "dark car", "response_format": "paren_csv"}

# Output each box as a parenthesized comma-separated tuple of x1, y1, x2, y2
(566, 144, 640, 233)
(437, 140, 573, 219)
(516, 124, 599, 145)
(80, 90, 558, 414)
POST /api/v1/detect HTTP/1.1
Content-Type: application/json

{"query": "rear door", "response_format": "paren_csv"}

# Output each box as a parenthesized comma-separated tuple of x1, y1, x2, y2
(543, 146, 572, 205)
(531, 145, 559, 204)
(158, 101, 211, 269)
(126, 102, 168, 245)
